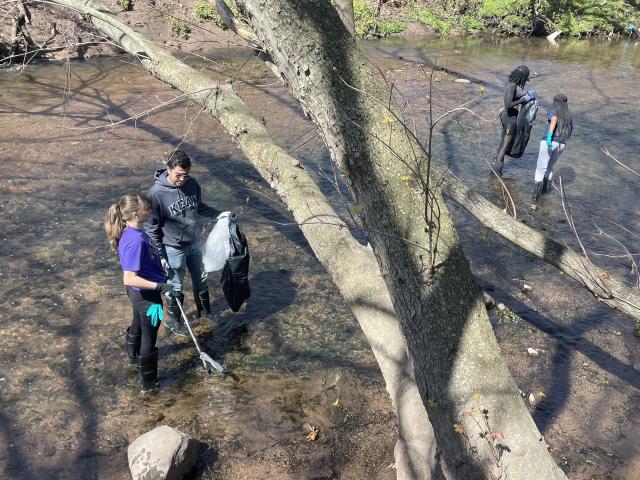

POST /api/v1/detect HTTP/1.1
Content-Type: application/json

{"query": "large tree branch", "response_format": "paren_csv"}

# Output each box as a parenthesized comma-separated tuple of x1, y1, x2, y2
(440, 173, 640, 320)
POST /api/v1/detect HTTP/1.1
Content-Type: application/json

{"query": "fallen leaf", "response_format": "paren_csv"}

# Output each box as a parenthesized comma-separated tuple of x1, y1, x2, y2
(305, 426, 319, 442)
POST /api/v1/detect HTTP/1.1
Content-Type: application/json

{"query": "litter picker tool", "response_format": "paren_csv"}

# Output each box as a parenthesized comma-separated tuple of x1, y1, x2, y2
(174, 296, 226, 375)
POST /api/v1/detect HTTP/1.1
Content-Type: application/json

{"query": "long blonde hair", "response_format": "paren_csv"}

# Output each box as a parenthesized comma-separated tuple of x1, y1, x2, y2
(104, 193, 151, 250)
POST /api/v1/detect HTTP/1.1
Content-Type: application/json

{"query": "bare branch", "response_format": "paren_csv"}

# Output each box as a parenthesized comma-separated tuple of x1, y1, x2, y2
(601, 146, 640, 178)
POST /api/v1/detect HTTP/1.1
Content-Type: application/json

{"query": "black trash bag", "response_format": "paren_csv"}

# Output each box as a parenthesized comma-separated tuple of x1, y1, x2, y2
(506, 99, 538, 159)
(220, 213, 250, 312)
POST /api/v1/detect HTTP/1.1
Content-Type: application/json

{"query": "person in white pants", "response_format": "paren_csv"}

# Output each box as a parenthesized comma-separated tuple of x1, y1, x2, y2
(533, 93, 573, 201)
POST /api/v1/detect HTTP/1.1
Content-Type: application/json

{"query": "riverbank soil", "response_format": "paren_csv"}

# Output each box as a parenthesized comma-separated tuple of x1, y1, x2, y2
(0, 0, 243, 62)
(1, 31, 639, 480)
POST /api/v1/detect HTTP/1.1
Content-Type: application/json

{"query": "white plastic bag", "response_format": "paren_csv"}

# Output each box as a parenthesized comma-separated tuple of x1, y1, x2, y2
(203, 212, 231, 272)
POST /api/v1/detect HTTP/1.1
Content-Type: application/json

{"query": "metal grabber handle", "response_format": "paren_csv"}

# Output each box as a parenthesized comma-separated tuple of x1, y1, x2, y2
(174, 297, 225, 374)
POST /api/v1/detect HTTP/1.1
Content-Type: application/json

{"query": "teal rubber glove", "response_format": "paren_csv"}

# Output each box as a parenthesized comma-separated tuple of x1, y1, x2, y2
(546, 131, 553, 148)
(146, 303, 164, 327)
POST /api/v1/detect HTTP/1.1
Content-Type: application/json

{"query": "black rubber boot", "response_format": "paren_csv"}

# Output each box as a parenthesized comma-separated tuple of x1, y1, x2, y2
(138, 347, 159, 391)
(164, 292, 189, 336)
(542, 178, 549, 194)
(532, 181, 544, 202)
(126, 328, 141, 365)
(194, 289, 211, 318)
(166, 292, 183, 323)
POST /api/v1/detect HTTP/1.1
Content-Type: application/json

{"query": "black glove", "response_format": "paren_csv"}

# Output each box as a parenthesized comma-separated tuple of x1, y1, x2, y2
(155, 283, 176, 295)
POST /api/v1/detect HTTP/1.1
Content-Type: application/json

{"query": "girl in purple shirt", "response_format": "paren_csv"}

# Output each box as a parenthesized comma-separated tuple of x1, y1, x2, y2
(105, 193, 174, 391)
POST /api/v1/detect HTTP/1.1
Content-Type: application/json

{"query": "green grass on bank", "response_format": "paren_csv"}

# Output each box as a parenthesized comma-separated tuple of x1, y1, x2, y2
(354, 0, 408, 39)
(354, 0, 640, 38)
(170, 0, 640, 41)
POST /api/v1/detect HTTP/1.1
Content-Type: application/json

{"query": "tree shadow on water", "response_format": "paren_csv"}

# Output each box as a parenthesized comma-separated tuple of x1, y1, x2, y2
(484, 283, 640, 432)
(159, 269, 295, 380)
(206, 269, 295, 360)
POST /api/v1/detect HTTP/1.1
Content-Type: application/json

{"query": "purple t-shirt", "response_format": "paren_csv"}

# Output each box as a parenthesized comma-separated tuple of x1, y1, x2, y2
(118, 226, 165, 289)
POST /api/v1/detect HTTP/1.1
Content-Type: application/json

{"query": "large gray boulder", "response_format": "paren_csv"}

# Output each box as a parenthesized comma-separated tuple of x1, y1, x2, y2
(128, 425, 198, 480)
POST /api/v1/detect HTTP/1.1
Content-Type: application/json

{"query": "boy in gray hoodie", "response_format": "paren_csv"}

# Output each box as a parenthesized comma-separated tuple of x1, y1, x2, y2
(145, 150, 220, 335)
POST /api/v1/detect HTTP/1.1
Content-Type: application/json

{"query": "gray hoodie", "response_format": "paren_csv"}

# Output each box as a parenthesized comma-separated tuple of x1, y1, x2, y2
(145, 168, 220, 253)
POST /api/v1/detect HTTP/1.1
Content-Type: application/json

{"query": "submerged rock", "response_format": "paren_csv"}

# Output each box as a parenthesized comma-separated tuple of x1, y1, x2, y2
(128, 425, 198, 480)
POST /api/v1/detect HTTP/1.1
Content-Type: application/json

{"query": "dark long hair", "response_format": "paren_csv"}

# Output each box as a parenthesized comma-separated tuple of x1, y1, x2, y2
(553, 93, 572, 141)
(508, 65, 530, 88)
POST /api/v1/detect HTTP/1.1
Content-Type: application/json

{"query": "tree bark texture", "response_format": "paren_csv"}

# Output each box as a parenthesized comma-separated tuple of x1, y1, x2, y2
(238, 1, 567, 478)
(334, 0, 356, 38)
(45, 0, 438, 476)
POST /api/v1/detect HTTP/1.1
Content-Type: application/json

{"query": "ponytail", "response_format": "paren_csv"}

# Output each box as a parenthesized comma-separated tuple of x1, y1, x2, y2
(104, 193, 151, 250)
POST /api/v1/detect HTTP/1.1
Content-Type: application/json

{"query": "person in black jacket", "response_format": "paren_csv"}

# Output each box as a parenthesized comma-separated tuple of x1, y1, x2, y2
(492, 65, 537, 175)
(145, 150, 221, 336)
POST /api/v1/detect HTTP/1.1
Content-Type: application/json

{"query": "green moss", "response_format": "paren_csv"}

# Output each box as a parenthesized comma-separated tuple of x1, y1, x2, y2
(168, 13, 191, 39)
(548, 0, 628, 36)
(193, 1, 246, 29)
(354, 0, 407, 39)
(359, 0, 639, 37)
(194, 3, 226, 28)
(194, 3, 216, 20)
(410, 7, 453, 34)
(479, 0, 514, 17)
(117, 0, 132, 11)
(459, 15, 485, 31)
(378, 20, 408, 35)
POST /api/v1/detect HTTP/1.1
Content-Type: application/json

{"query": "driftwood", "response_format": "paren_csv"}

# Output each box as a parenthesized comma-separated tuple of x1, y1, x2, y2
(440, 173, 640, 322)
(9, 0, 34, 58)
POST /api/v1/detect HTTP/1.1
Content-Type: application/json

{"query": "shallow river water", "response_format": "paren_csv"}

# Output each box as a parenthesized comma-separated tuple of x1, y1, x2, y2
(0, 36, 639, 479)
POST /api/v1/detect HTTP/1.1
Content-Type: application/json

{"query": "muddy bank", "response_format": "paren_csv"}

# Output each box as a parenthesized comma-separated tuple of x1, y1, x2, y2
(0, 0, 243, 62)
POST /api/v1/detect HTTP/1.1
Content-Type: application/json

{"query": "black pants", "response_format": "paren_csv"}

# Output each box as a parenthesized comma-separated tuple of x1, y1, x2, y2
(496, 111, 518, 163)
(126, 287, 162, 356)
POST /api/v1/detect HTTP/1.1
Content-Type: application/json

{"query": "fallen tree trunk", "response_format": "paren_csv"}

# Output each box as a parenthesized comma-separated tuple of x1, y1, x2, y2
(440, 173, 640, 320)
(43, 0, 438, 476)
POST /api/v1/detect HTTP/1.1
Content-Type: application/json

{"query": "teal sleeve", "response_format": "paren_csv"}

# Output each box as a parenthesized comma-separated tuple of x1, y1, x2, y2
(546, 131, 553, 146)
